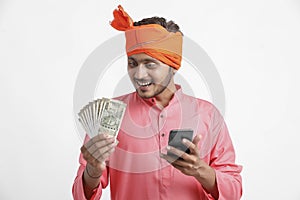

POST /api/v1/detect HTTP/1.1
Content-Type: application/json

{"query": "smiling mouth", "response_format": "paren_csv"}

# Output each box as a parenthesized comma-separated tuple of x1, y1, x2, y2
(136, 81, 153, 87)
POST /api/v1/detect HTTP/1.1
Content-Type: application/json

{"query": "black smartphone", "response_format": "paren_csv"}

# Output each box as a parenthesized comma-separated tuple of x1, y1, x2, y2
(167, 129, 193, 159)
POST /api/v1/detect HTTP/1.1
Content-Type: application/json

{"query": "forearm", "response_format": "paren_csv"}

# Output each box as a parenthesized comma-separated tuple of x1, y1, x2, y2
(194, 165, 219, 199)
(82, 164, 103, 199)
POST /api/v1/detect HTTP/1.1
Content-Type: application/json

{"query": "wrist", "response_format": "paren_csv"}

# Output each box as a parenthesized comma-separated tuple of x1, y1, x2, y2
(85, 164, 103, 179)
(194, 163, 210, 180)
(195, 164, 217, 194)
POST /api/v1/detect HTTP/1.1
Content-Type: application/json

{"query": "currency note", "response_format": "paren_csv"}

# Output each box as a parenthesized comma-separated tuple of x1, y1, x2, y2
(78, 98, 127, 138)
(98, 99, 127, 137)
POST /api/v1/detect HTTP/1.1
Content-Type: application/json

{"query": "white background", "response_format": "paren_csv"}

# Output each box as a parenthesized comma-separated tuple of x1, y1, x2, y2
(1, 0, 300, 199)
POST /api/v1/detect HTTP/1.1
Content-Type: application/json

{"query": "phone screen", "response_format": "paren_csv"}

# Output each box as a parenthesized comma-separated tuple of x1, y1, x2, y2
(167, 129, 193, 159)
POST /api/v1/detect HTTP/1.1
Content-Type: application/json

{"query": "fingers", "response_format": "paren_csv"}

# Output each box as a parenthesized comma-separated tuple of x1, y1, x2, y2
(182, 134, 202, 155)
(81, 144, 116, 169)
(160, 146, 204, 177)
(85, 134, 113, 149)
(162, 139, 200, 165)
(86, 137, 115, 155)
(160, 153, 178, 163)
(160, 152, 196, 173)
(192, 134, 202, 145)
(92, 142, 118, 162)
(166, 145, 191, 161)
(81, 134, 118, 168)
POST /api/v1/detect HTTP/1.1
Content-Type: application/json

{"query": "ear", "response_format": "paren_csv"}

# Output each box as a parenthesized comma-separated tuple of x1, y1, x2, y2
(172, 69, 177, 75)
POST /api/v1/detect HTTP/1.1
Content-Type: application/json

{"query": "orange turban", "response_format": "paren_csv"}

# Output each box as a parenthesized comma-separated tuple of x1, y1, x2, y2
(110, 5, 183, 70)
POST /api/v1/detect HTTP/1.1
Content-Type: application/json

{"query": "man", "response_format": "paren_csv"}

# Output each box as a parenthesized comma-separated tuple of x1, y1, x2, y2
(73, 5, 242, 200)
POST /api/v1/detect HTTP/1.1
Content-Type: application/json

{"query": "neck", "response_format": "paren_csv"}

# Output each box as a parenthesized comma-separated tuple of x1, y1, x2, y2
(155, 81, 177, 108)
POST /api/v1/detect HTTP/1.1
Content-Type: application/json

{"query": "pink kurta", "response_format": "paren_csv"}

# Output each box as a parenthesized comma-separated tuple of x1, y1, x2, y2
(73, 85, 242, 200)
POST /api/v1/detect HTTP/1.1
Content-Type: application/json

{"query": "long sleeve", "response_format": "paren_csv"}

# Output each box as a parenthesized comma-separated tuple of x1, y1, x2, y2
(72, 135, 109, 200)
(210, 122, 243, 200)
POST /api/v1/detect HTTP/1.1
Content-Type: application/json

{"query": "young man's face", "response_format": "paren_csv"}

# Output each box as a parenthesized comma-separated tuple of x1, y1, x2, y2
(127, 53, 175, 99)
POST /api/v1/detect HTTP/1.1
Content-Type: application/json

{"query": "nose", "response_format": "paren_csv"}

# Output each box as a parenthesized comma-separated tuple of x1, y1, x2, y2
(134, 65, 148, 79)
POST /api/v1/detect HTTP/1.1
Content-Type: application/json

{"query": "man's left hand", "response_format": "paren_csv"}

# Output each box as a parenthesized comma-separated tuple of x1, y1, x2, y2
(160, 134, 207, 177)
(160, 134, 218, 198)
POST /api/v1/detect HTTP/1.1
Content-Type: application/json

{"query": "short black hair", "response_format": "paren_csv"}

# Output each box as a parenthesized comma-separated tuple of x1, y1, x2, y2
(133, 17, 183, 35)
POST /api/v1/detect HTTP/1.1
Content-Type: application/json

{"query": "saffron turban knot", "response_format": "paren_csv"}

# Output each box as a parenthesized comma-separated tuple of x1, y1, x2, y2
(110, 5, 183, 70)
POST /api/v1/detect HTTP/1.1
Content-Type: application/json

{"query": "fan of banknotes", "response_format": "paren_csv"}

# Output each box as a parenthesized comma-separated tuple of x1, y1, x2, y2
(78, 98, 127, 138)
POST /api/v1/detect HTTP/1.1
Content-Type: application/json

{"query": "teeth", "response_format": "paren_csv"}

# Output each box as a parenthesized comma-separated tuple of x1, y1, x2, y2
(137, 81, 151, 86)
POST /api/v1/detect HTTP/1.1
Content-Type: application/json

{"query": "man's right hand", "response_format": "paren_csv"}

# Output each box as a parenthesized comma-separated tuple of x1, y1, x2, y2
(81, 134, 118, 176)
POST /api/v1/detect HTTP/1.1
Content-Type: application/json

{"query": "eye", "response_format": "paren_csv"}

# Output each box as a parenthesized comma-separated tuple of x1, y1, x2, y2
(128, 60, 137, 68)
(145, 62, 157, 69)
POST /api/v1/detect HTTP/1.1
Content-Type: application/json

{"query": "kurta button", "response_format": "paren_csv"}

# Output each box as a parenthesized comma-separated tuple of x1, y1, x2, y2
(160, 114, 163, 118)
(161, 133, 165, 137)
